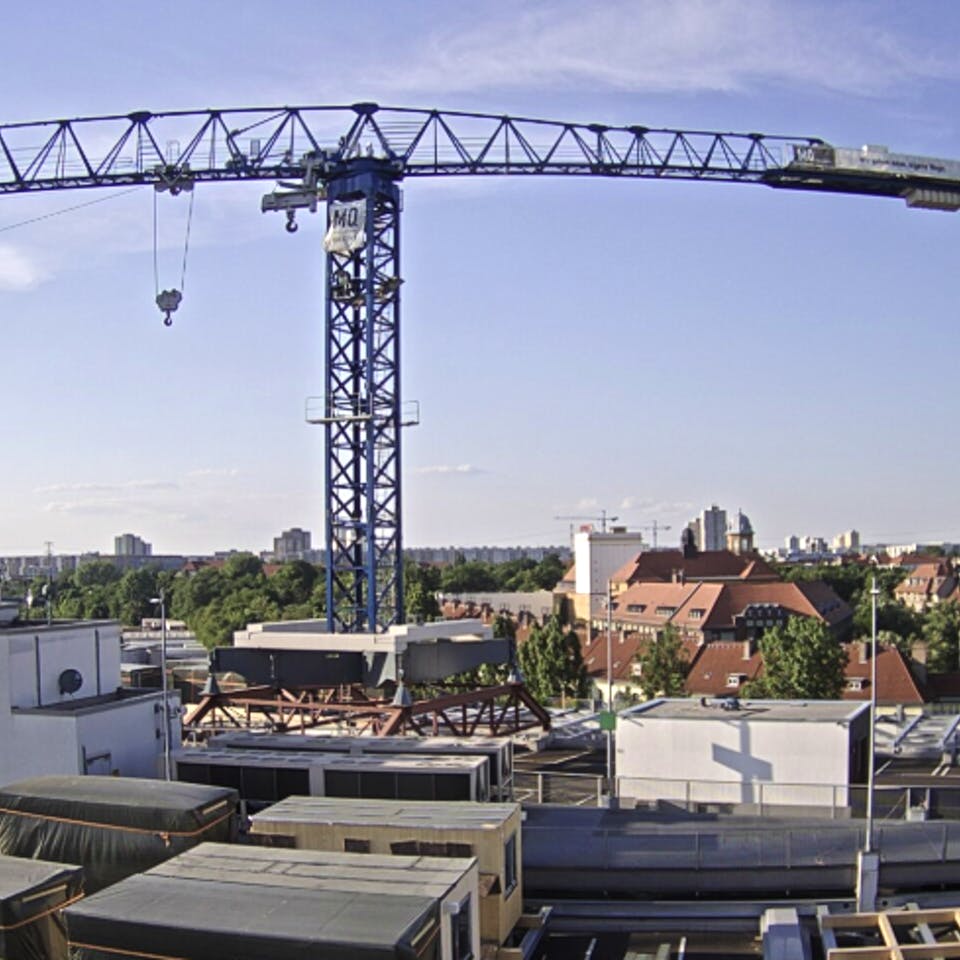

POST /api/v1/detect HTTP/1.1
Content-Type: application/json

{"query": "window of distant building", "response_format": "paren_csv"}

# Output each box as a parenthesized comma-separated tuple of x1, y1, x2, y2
(846, 678, 865, 692)
(726, 674, 746, 688)
(688, 609, 705, 620)
(655, 606, 676, 617)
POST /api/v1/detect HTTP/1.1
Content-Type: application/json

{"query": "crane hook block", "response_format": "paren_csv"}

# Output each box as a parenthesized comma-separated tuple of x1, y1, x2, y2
(285, 210, 298, 233)
(156, 288, 183, 327)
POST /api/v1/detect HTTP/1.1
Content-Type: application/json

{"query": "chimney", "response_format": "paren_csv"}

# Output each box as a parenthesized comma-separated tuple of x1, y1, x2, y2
(859, 640, 870, 664)
(743, 637, 754, 660)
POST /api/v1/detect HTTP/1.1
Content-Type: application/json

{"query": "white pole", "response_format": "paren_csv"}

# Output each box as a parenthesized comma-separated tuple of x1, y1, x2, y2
(159, 590, 172, 781)
(865, 576, 879, 852)
(606, 578, 614, 797)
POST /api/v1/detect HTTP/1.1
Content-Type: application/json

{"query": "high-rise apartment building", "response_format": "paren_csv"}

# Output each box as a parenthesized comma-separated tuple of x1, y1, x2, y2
(687, 505, 728, 552)
(273, 527, 312, 561)
(114, 533, 152, 557)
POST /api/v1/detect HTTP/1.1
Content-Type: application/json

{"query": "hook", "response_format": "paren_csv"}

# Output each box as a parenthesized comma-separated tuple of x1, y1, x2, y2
(156, 288, 182, 327)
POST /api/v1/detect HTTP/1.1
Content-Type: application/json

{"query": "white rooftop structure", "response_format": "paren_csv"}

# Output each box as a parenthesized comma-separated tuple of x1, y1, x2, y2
(0, 619, 179, 783)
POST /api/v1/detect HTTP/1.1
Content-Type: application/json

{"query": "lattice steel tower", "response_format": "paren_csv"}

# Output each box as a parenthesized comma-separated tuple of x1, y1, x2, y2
(320, 163, 406, 632)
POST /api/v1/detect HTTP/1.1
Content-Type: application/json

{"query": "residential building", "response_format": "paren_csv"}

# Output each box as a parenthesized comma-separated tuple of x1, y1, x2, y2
(273, 527, 312, 561)
(894, 560, 959, 612)
(608, 547, 779, 595)
(833, 529, 861, 554)
(603, 579, 852, 643)
(687, 505, 728, 552)
(569, 527, 646, 621)
(114, 533, 152, 557)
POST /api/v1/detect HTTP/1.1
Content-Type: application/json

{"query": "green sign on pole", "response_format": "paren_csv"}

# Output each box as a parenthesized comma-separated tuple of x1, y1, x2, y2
(599, 711, 616, 732)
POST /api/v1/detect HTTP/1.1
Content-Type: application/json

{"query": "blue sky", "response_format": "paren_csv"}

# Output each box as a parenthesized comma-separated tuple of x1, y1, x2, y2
(1, 0, 959, 556)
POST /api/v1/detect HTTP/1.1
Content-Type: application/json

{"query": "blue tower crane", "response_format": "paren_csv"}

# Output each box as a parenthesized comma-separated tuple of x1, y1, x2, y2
(2, 103, 959, 632)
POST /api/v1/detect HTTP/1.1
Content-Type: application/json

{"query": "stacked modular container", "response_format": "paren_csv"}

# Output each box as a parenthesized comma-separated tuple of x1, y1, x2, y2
(64, 841, 478, 960)
(209, 732, 515, 800)
(250, 796, 523, 947)
(176, 748, 490, 808)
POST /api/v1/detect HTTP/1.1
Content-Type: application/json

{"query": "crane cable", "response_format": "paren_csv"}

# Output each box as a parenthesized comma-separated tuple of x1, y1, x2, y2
(153, 187, 195, 327)
(0, 187, 140, 233)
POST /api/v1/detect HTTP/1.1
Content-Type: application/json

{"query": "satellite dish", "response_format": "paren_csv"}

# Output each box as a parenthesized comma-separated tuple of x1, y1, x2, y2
(58, 669, 83, 695)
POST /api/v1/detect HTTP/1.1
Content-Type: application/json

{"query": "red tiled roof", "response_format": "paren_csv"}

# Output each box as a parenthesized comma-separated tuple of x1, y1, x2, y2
(683, 641, 764, 696)
(611, 579, 851, 632)
(841, 642, 926, 705)
(610, 549, 779, 587)
(579, 631, 700, 683)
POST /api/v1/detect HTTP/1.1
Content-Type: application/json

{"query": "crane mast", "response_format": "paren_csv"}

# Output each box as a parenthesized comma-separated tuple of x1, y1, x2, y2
(3, 103, 960, 632)
(321, 163, 404, 631)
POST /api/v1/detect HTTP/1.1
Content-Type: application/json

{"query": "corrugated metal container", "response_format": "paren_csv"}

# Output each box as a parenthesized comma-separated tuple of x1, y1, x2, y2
(250, 797, 522, 946)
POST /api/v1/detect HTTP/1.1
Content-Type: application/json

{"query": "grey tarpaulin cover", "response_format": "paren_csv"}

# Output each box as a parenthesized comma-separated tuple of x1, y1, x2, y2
(0, 777, 237, 893)
(65, 868, 440, 960)
(0, 853, 83, 960)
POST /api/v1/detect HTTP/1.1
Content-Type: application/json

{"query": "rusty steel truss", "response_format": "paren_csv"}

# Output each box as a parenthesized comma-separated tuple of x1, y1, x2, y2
(183, 680, 551, 738)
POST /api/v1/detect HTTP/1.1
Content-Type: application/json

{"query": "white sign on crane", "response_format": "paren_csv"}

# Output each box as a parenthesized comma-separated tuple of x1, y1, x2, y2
(323, 199, 367, 254)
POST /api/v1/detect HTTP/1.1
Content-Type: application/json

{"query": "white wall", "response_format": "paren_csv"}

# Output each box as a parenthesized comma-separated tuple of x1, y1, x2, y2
(6, 622, 121, 708)
(574, 532, 646, 599)
(617, 707, 861, 807)
(1, 692, 178, 784)
(0, 621, 175, 785)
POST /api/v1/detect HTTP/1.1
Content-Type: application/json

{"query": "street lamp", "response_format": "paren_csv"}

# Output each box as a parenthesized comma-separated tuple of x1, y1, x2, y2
(857, 575, 881, 911)
(605, 578, 614, 798)
(149, 590, 172, 781)
(865, 576, 880, 852)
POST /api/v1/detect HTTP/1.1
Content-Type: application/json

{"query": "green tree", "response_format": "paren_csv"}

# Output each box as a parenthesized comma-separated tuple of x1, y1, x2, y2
(269, 560, 319, 608)
(405, 562, 442, 621)
(114, 568, 161, 625)
(439, 561, 499, 594)
(635, 624, 689, 699)
(744, 616, 847, 700)
(923, 601, 960, 673)
(74, 560, 122, 589)
(517, 615, 589, 702)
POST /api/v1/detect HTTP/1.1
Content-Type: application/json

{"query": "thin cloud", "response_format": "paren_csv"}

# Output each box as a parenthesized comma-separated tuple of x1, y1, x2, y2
(620, 496, 694, 516)
(414, 464, 484, 476)
(378, 0, 958, 99)
(0, 244, 46, 291)
(186, 467, 241, 479)
(41, 497, 187, 521)
(35, 480, 178, 495)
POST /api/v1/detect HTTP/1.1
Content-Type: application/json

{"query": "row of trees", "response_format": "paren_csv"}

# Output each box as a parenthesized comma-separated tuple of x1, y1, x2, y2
(6, 551, 567, 651)
(8, 555, 323, 649)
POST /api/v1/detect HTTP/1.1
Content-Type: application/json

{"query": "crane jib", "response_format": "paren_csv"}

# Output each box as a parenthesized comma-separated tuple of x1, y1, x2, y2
(2, 106, 959, 631)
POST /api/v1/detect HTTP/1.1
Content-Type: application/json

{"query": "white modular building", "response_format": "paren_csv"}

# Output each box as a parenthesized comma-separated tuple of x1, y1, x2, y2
(0, 619, 180, 784)
(616, 698, 870, 813)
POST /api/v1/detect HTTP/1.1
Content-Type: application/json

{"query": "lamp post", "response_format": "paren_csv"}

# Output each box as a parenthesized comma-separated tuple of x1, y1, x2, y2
(865, 576, 880, 853)
(150, 589, 171, 781)
(857, 575, 881, 911)
(606, 578, 614, 796)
